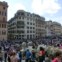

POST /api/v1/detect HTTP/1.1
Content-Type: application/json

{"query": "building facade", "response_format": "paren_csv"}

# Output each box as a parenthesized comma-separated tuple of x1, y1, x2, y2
(34, 14, 46, 38)
(46, 21, 53, 36)
(0, 1, 8, 41)
(8, 10, 36, 40)
(51, 22, 61, 35)
(60, 26, 62, 37)
(46, 21, 62, 36)
(8, 10, 62, 40)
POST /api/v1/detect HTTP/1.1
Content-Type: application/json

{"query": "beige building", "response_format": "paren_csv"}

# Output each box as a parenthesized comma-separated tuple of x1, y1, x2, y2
(61, 26, 62, 34)
(34, 14, 46, 38)
(46, 21, 62, 36)
(0, 1, 8, 41)
(52, 22, 61, 35)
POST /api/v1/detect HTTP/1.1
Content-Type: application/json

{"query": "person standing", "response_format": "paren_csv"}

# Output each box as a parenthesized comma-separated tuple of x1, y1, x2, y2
(4, 51, 7, 62)
(38, 47, 45, 62)
(25, 49, 31, 62)
(31, 50, 36, 62)
(10, 51, 18, 62)
(52, 51, 62, 62)
(17, 49, 22, 62)
(0, 47, 3, 62)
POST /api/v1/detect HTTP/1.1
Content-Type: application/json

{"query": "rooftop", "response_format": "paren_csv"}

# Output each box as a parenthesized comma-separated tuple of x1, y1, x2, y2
(0, 1, 8, 7)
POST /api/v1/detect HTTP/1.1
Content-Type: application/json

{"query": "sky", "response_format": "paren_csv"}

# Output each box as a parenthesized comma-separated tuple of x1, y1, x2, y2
(0, 0, 62, 24)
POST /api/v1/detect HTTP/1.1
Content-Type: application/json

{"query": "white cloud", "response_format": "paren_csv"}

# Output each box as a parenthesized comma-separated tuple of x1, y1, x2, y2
(15, 3, 26, 11)
(32, 0, 43, 15)
(32, 0, 61, 15)
(8, 3, 26, 20)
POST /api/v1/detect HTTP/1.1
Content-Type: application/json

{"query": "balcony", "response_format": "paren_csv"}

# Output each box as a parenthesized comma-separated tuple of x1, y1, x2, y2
(17, 25, 24, 29)
(17, 30, 24, 34)
(17, 21, 25, 26)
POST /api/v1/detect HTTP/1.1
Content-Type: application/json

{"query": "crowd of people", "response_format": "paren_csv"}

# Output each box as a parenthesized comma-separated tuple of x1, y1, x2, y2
(0, 43, 61, 62)
(0, 36, 62, 62)
(1, 44, 62, 62)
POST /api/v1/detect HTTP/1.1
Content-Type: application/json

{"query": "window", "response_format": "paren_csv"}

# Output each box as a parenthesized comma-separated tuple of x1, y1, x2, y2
(27, 22, 29, 24)
(2, 30, 6, 35)
(17, 13, 20, 15)
(17, 21, 24, 25)
(0, 11, 1, 15)
(0, 24, 1, 28)
(3, 7, 5, 10)
(2, 24, 6, 28)
(21, 12, 24, 15)
(2, 24, 4, 28)
(19, 17, 21, 19)
(22, 35, 24, 37)
(3, 17, 5, 21)
(2, 12, 4, 15)
(30, 27, 32, 29)
(17, 26, 24, 28)
(33, 27, 35, 29)
(27, 35, 29, 39)
(0, 31, 1, 35)
(27, 26, 29, 29)
(17, 30, 24, 33)
(33, 23, 35, 25)
(33, 31, 35, 33)
(27, 30, 29, 33)
(5, 12, 7, 16)
(30, 31, 32, 33)
(30, 23, 32, 25)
